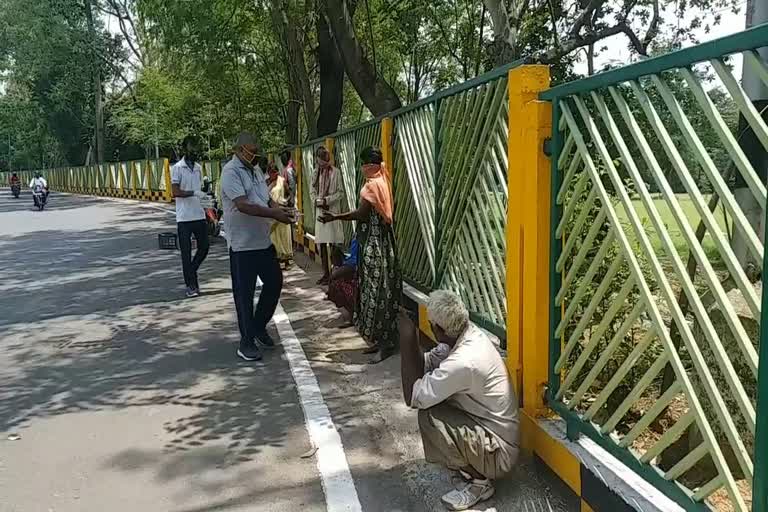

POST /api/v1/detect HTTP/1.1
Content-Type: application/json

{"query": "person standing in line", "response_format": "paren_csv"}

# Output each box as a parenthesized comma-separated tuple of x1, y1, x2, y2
(279, 148, 297, 208)
(318, 146, 400, 364)
(267, 162, 294, 269)
(312, 145, 344, 285)
(171, 135, 210, 298)
(221, 132, 294, 362)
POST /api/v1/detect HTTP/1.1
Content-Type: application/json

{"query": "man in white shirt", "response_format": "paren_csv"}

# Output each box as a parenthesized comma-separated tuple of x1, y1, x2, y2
(401, 290, 520, 511)
(171, 135, 209, 298)
(29, 172, 48, 205)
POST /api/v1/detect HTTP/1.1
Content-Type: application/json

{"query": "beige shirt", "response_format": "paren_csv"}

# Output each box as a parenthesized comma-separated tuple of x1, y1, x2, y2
(411, 324, 520, 451)
(312, 165, 344, 244)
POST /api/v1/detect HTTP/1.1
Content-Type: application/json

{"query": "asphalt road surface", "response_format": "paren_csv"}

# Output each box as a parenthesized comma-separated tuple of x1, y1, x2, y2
(0, 190, 576, 512)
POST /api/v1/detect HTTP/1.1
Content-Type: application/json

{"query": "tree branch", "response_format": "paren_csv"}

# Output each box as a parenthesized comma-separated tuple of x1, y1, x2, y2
(642, 0, 661, 51)
(569, 0, 606, 39)
(541, 22, 647, 63)
(430, 4, 464, 69)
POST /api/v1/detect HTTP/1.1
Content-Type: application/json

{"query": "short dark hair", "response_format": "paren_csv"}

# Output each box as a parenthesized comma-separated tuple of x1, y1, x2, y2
(280, 149, 291, 165)
(360, 146, 383, 165)
(182, 135, 200, 149)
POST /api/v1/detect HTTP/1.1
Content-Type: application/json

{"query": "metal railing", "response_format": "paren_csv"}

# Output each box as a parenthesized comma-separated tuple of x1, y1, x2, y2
(293, 61, 522, 341)
(542, 23, 768, 512)
(15, 159, 173, 201)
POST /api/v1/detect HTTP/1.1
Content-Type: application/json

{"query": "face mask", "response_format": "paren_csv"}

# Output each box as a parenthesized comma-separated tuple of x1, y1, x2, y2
(241, 147, 260, 166)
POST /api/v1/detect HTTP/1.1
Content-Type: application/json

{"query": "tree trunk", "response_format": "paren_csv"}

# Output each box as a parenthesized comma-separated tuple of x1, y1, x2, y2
(316, 4, 346, 137)
(84, 0, 104, 163)
(320, 0, 401, 116)
(271, 0, 317, 139)
(286, 80, 300, 145)
(733, 0, 768, 271)
(483, 0, 518, 65)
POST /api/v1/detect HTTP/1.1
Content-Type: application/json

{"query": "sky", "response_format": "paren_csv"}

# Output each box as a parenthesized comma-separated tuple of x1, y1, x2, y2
(573, 1, 749, 76)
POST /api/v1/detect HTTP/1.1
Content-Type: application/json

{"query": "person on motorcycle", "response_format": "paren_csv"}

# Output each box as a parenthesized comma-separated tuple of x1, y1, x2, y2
(29, 172, 49, 204)
(9, 172, 21, 198)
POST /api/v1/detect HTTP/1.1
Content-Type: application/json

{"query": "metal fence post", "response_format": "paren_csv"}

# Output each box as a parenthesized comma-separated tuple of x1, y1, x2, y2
(380, 117, 394, 192)
(507, 65, 552, 420)
(754, 207, 768, 512)
(163, 159, 172, 203)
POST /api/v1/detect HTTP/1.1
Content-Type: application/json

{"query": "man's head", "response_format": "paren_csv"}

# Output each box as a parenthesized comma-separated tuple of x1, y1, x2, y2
(35, 172, 41, 179)
(280, 149, 291, 166)
(316, 146, 331, 166)
(233, 132, 262, 170)
(12, 172, 17, 177)
(426, 290, 469, 346)
(182, 135, 201, 164)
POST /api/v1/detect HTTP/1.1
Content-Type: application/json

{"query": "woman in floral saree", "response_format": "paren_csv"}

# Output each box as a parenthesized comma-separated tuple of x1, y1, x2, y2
(318, 146, 401, 364)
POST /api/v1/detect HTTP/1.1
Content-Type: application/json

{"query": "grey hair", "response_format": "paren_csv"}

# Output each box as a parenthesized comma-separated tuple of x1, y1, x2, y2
(233, 131, 258, 149)
(426, 290, 469, 338)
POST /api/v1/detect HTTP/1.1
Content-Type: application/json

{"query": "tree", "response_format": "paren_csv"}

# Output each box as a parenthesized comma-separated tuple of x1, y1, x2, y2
(482, 0, 739, 67)
(321, 0, 402, 116)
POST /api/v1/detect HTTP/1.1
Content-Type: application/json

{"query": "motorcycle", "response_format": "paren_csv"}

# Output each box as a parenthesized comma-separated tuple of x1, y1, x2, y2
(32, 186, 47, 211)
(201, 176, 223, 238)
(10, 183, 20, 198)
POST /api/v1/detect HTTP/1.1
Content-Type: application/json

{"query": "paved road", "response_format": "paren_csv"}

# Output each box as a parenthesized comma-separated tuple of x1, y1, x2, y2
(0, 190, 576, 512)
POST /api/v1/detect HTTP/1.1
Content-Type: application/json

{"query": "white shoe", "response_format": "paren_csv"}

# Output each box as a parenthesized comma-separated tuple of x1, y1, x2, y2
(441, 479, 495, 511)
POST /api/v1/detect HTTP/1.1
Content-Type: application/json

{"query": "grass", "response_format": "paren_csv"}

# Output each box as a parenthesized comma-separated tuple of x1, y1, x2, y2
(613, 193, 729, 269)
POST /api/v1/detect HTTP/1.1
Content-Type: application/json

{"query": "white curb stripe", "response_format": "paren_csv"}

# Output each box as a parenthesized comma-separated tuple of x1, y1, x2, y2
(273, 304, 362, 512)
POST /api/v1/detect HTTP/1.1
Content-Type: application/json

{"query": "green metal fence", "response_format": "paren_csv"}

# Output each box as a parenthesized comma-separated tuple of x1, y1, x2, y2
(542, 24, 768, 512)
(295, 61, 520, 341)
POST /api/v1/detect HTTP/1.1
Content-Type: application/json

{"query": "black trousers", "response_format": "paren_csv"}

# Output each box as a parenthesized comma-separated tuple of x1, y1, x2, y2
(178, 219, 210, 288)
(229, 245, 283, 346)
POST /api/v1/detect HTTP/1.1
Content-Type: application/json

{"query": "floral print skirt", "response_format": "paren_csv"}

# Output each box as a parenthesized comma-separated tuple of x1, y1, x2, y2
(354, 210, 401, 350)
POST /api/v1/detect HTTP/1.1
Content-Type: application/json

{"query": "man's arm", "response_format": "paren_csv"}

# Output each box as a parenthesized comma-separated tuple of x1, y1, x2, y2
(170, 166, 194, 198)
(171, 183, 194, 198)
(233, 196, 294, 224)
(400, 311, 424, 407)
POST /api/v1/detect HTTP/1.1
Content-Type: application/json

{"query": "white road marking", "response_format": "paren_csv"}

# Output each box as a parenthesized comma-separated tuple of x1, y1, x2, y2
(273, 304, 363, 512)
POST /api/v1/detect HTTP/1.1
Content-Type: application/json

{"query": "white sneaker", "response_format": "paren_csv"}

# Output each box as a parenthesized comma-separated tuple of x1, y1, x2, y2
(440, 479, 495, 511)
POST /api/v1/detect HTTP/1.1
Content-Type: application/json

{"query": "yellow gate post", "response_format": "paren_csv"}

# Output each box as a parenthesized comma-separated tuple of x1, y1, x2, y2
(163, 159, 173, 202)
(380, 117, 394, 192)
(506, 65, 552, 435)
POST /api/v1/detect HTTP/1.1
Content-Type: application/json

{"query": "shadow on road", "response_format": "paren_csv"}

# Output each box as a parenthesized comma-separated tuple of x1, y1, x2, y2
(0, 194, 319, 506)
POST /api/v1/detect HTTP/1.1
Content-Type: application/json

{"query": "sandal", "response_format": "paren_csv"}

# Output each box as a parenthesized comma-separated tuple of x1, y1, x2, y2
(361, 344, 379, 355)
(440, 479, 495, 511)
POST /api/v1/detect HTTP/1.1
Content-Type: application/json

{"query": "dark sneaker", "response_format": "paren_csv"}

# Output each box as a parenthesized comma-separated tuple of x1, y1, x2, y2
(186, 287, 199, 298)
(237, 344, 263, 361)
(254, 331, 276, 349)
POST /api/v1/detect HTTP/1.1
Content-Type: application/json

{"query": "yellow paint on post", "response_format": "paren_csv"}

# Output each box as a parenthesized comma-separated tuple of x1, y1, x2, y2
(506, 65, 551, 417)
(520, 411, 581, 494)
(380, 117, 394, 191)
(506, 65, 551, 414)
(325, 137, 335, 166)
(163, 159, 173, 203)
(418, 303, 436, 342)
(581, 500, 596, 512)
